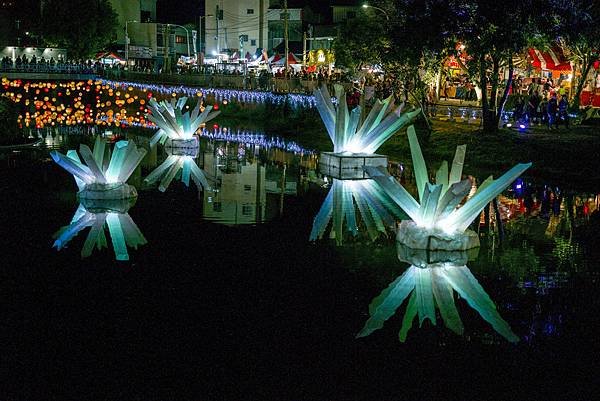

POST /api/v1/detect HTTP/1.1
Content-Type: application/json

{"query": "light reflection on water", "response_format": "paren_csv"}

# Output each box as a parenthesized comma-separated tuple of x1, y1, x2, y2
(1, 126, 599, 346)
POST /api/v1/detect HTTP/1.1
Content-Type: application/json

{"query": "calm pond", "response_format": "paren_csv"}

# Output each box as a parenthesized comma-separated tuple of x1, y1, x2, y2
(1, 127, 599, 400)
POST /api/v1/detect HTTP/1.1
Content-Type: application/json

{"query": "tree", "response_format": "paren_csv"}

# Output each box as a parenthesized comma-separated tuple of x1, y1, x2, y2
(40, 0, 118, 59)
(0, 97, 21, 145)
(332, 12, 389, 72)
(452, 0, 548, 133)
(554, 0, 600, 110)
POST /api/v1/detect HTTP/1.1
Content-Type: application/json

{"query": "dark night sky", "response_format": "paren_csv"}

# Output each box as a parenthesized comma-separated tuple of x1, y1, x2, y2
(156, 0, 348, 25)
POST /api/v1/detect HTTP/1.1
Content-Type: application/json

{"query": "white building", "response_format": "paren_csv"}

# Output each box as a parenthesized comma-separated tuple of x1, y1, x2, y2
(204, 0, 269, 57)
(109, 0, 157, 44)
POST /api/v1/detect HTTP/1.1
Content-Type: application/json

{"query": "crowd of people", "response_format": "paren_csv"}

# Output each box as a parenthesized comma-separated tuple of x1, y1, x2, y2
(513, 90, 570, 129)
(0, 55, 103, 74)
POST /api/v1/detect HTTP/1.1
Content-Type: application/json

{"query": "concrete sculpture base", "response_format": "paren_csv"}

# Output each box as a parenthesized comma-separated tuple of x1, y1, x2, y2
(165, 137, 199, 157)
(319, 152, 388, 179)
(78, 182, 138, 200)
(396, 243, 479, 268)
(396, 220, 480, 251)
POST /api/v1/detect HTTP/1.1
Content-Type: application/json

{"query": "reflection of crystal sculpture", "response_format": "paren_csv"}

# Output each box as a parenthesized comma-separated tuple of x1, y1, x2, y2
(314, 85, 420, 179)
(357, 245, 519, 343)
(310, 179, 404, 245)
(50, 136, 147, 200)
(146, 97, 220, 148)
(365, 126, 531, 250)
(53, 198, 147, 261)
(143, 146, 209, 192)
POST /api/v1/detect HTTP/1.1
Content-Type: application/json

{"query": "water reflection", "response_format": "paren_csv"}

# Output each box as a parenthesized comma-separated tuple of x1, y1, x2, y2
(197, 140, 311, 225)
(53, 197, 146, 261)
(358, 244, 519, 343)
(310, 178, 405, 245)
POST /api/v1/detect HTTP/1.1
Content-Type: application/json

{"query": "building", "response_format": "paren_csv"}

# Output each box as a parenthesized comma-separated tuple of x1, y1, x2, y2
(109, 1, 194, 69)
(204, 0, 269, 57)
(267, 3, 320, 54)
(331, 0, 360, 24)
(109, 0, 157, 45)
(123, 22, 197, 69)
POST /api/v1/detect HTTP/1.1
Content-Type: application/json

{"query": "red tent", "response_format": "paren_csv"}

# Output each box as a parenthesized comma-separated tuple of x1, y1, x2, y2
(528, 48, 572, 71)
(268, 53, 282, 63)
(273, 52, 301, 65)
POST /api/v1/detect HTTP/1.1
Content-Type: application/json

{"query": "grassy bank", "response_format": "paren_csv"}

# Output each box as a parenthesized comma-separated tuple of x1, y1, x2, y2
(216, 102, 600, 191)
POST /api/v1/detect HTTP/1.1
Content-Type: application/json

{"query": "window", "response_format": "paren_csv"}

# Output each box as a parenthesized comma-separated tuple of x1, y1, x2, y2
(244, 185, 252, 191)
(242, 205, 253, 216)
(175, 35, 187, 44)
(247, 9, 254, 14)
(250, 39, 256, 46)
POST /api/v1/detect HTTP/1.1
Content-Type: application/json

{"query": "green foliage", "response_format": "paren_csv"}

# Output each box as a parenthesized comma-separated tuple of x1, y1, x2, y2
(41, 0, 118, 58)
(332, 12, 389, 71)
(0, 96, 22, 144)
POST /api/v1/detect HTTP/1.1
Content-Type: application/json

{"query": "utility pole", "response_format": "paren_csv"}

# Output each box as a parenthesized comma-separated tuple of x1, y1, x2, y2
(215, 5, 220, 55)
(163, 24, 170, 73)
(302, 31, 307, 67)
(283, 0, 289, 71)
(259, 0, 264, 51)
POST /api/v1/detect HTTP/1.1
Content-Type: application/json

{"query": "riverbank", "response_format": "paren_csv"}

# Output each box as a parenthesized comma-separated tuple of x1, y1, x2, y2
(229, 111, 600, 191)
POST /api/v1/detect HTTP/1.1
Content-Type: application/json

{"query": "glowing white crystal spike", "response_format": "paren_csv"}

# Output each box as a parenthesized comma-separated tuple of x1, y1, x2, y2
(365, 125, 531, 250)
(314, 85, 419, 154)
(438, 163, 532, 234)
(51, 137, 145, 200)
(66, 150, 88, 191)
(79, 144, 107, 184)
(105, 141, 132, 183)
(147, 96, 220, 145)
(51, 151, 96, 185)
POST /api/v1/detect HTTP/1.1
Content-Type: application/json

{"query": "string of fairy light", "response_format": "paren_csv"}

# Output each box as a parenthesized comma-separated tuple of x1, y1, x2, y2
(0, 78, 318, 131)
(0, 78, 316, 155)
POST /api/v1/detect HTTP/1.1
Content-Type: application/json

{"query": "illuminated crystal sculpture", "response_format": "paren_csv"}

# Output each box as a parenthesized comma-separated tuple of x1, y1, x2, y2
(310, 178, 404, 245)
(50, 136, 147, 200)
(146, 96, 220, 148)
(53, 198, 147, 261)
(143, 146, 209, 192)
(314, 84, 420, 179)
(365, 126, 531, 250)
(357, 245, 519, 343)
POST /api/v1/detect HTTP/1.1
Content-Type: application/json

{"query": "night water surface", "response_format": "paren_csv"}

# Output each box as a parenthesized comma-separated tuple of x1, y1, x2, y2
(1, 129, 599, 400)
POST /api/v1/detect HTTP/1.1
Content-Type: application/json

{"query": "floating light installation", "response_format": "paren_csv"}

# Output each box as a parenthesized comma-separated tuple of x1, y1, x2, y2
(50, 136, 147, 199)
(314, 84, 420, 154)
(365, 126, 531, 250)
(145, 96, 220, 147)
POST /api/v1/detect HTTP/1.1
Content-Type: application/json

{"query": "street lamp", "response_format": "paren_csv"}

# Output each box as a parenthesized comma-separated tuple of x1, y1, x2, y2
(362, 3, 390, 20)
(125, 20, 138, 67)
(168, 24, 191, 57)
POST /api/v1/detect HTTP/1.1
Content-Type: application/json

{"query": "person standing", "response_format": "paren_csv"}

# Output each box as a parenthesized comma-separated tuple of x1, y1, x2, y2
(547, 93, 558, 129)
(528, 91, 540, 125)
(558, 95, 569, 129)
